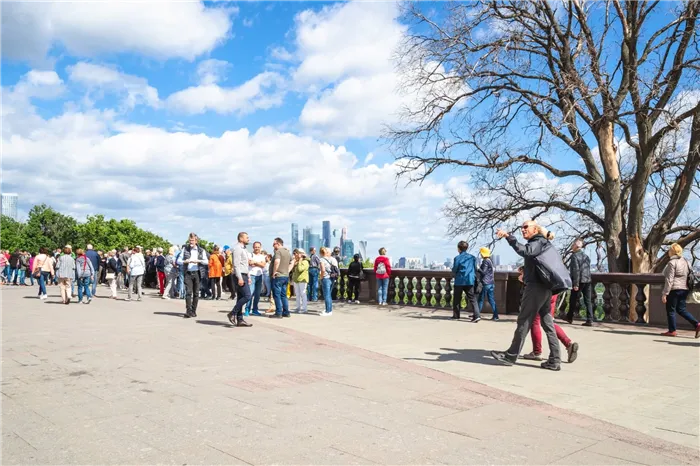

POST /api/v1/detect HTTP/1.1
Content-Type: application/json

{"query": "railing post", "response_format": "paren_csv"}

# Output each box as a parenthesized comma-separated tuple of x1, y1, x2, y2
(618, 284, 630, 322)
(424, 277, 433, 307)
(602, 282, 613, 321)
(635, 284, 648, 324)
(406, 277, 415, 306)
(444, 277, 453, 309)
(387, 276, 396, 305)
(397, 275, 406, 305)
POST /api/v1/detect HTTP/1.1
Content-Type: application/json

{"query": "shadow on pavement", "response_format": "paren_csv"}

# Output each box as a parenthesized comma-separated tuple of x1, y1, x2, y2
(653, 339, 700, 347)
(196, 320, 233, 328)
(404, 348, 502, 365)
(593, 329, 659, 337)
(153, 311, 185, 318)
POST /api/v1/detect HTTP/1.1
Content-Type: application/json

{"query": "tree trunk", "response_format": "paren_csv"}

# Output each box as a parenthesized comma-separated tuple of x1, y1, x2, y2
(627, 234, 654, 322)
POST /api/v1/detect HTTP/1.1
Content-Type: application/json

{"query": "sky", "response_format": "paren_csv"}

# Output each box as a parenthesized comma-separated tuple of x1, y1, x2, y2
(2, 0, 656, 265)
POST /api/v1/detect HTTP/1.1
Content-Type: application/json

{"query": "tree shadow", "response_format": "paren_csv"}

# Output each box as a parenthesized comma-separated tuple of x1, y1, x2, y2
(153, 311, 186, 318)
(196, 320, 233, 328)
(653, 339, 700, 347)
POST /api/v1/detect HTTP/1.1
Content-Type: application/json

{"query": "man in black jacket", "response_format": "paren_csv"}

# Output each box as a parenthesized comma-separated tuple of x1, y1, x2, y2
(491, 221, 561, 371)
(566, 239, 594, 326)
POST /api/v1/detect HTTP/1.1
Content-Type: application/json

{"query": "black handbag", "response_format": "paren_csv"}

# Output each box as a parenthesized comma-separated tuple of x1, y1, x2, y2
(533, 243, 572, 294)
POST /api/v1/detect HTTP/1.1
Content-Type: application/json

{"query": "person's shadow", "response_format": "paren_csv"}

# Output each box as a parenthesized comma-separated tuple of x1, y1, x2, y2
(653, 339, 700, 347)
(196, 320, 233, 328)
(404, 348, 502, 366)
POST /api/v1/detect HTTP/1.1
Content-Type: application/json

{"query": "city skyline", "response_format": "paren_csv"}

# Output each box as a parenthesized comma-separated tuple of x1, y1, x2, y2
(1, 193, 18, 221)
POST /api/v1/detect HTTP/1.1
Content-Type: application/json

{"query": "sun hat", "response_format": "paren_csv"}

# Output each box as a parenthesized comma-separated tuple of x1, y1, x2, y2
(479, 247, 491, 258)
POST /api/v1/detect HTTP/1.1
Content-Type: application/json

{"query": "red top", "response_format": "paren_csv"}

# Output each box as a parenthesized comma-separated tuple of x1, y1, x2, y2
(374, 256, 392, 279)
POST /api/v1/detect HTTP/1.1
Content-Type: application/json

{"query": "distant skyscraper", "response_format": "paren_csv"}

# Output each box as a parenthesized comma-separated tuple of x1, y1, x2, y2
(358, 241, 367, 260)
(1, 193, 18, 221)
(291, 223, 299, 250)
(340, 226, 347, 249)
(302, 227, 312, 252)
(398, 257, 407, 268)
(423, 254, 428, 268)
(309, 233, 321, 253)
(322, 220, 331, 248)
(341, 239, 354, 261)
(493, 255, 501, 266)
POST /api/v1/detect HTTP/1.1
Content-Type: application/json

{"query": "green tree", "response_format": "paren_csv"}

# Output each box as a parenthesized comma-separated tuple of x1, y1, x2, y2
(362, 258, 373, 268)
(0, 215, 25, 251)
(22, 205, 78, 252)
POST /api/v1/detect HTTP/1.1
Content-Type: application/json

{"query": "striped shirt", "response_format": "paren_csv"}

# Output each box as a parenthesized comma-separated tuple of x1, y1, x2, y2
(55, 254, 76, 279)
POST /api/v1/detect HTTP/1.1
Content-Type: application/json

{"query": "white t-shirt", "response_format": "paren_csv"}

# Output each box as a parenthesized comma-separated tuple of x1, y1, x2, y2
(248, 252, 266, 277)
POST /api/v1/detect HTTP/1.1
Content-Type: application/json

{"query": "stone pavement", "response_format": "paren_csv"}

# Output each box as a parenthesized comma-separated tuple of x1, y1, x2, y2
(1, 286, 698, 465)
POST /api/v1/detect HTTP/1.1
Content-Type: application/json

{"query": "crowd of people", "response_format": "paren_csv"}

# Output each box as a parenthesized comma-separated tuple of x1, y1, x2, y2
(5, 221, 698, 371)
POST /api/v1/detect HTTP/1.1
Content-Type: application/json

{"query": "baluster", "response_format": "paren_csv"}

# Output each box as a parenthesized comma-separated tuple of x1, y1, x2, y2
(339, 272, 346, 301)
(424, 277, 433, 307)
(398, 276, 406, 305)
(618, 284, 630, 322)
(444, 277, 453, 308)
(434, 278, 444, 308)
(602, 282, 613, 321)
(415, 276, 423, 306)
(387, 276, 396, 305)
(590, 281, 599, 321)
(635, 284, 647, 324)
(407, 277, 415, 305)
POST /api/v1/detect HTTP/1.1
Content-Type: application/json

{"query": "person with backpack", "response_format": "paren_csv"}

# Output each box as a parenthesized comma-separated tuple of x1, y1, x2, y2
(75, 248, 95, 304)
(319, 247, 339, 316)
(452, 241, 480, 322)
(661, 243, 700, 338)
(374, 247, 392, 306)
(347, 254, 363, 304)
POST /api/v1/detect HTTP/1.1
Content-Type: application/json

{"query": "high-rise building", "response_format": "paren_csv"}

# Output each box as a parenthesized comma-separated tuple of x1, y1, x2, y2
(406, 257, 422, 269)
(341, 239, 354, 262)
(358, 240, 367, 260)
(309, 233, 321, 253)
(423, 254, 428, 268)
(322, 221, 331, 248)
(291, 223, 299, 250)
(493, 255, 501, 266)
(1, 193, 18, 221)
(340, 226, 347, 250)
(302, 227, 312, 253)
(398, 257, 407, 268)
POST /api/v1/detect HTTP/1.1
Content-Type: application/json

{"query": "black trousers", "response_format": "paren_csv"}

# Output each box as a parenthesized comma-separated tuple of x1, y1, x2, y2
(348, 278, 361, 301)
(225, 274, 236, 299)
(184, 271, 200, 315)
(453, 285, 479, 319)
(210, 277, 221, 299)
(567, 282, 594, 322)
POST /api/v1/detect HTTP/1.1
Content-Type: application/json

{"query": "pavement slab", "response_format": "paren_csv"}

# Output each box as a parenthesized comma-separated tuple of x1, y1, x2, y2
(1, 286, 698, 465)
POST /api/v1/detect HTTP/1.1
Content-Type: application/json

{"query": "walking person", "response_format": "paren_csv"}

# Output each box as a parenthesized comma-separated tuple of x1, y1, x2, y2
(32, 248, 53, 300)
(347, 254, 363, 304)
(319, 247, 338, 316)
(451, 241, 480, 322)
(55, 246, 76, 305)
(163, 246, 177, 299)
(566, 239, 594, 326)
(227, 233, 253, 327)
(491, 221, 563, 371)
(661, 243, 700, 338)
(118, 247, 130, 290)
(374, 247, 392, 306)
(307, 247, 320, 302)
(127, 247, 145, 302)
(245, 242, 266, 316)
(222, 246, 235, 300)
(18, 251, 29, 286)
(175, 245, 186, 300)
(291, 248, 310, 313)
(477, 247, 499, 320)
(178, 234, 207, 318)
(208, 246, 223, 300)
(154, 248, 167, 296)
(85, 244, 100, 296)
(106, 250, 119, 299)
(75, 248, 95, 304)
(269, 237, 292, 319)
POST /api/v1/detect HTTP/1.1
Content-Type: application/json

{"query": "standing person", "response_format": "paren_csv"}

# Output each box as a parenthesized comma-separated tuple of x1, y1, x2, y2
(451, 241, 480, 322)
(477, 247, 499, 320)
(55, 246, 76, 305)
(319, 247, 338, 316)
(661, 243, 700, 338)
(491, 221, 562, 371)
(347, 254, 363, 304)
(307, 247, 321, 302)
(119, 247, 130, 290)
(222, 246, 235, 300)
(262, 252, 272, 299)
(291, 248, 310, 313)
(374, 248, 392, 306)
(106, 250, 119, 299)
(269, 237, 292, 319)
(163, 246, 177, 299)
(85, 244, 100, 296)
(28, 252, 36, 287)
(208, 246, 223, 300)
(126, 247, 146, 302)
(566, 239, 594, 326)
(245, 242, 266, 316)
(75, 248, 95, 304)
(155, 248, 167, 296)
(227, 233, 253, 327)
(32, 248, 53, 300)
(175, 245, 186, 300)
(177, 234, 207, 318)
(9, 250, 20, 285)
(0, 251, 7, 284)
(18, 251, 28, 286)
(98, 251, 107, 285)
(199, 248, 211, 300)
(331, 247, 343, 300)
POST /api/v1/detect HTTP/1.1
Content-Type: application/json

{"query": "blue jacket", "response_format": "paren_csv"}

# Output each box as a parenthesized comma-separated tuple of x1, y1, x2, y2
(85, 249, 100, 272)
(479, 258, 495, 285)
(452, 251, 477, 286)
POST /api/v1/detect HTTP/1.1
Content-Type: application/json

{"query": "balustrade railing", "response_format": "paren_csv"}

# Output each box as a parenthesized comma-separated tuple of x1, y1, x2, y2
(335, 269, 681, 327)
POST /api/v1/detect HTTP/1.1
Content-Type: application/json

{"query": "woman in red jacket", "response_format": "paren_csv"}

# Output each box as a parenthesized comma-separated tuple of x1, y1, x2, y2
(373, 247, 392, 306)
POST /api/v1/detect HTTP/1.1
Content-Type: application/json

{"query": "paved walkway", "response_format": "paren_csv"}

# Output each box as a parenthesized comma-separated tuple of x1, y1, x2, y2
(2, 285, 698, 465)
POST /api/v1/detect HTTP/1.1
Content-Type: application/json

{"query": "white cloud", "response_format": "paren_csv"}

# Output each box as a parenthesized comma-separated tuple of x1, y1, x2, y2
(166, 71, 285, 115)
(196, 59, 232, 86)
(67, 62, 160, 109)
(2, 2, 234, 63)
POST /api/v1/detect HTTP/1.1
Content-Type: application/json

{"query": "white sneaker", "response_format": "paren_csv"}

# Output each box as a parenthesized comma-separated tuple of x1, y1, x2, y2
(354, 300, 360, 304)
(320, 311, 332, 317)
(125, 298, 131, 301)
(299, 309, 307, 314)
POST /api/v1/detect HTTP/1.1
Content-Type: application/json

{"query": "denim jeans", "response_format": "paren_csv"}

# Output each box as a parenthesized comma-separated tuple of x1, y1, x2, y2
(246, 274, 263, 313)
(17, 269, 26, 285)
(77, 277, 92, 302)
(307, 267, 319, 301)
(666, 289, 696, 332)
(377, 277, 389, 304)
(233, 274, 252, 319)
(178, 269, 185, 299)
(91, 270, 98, 295)
(9, 267, 17, 284)
(478, 283, 498, 318)
(272, 276, 290, 316)
(321, 277, 333, 314)
(38, 271, 49, 296)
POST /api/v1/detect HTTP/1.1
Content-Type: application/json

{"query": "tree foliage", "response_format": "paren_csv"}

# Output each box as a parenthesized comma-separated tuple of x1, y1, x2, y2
(386, 0, 700, 273)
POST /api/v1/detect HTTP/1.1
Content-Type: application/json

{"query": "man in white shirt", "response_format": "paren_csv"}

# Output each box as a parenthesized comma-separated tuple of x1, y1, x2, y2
(176, 233, 208, 318)
(245, 241, 266, 317)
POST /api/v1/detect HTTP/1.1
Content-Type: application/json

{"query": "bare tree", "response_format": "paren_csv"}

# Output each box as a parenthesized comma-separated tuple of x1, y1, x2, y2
(386, 0, 700, 273)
